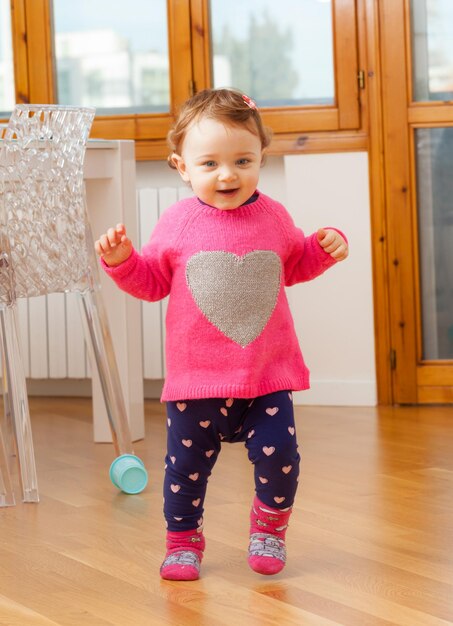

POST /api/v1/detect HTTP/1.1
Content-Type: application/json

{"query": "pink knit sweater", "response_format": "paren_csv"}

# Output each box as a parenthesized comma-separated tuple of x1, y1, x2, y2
(102, 192, 341, 401)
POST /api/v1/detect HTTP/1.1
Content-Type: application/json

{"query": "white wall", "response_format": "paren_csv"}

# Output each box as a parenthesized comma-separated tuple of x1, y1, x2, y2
(284, 153, 376, 406)
(137, 152, 377, 406)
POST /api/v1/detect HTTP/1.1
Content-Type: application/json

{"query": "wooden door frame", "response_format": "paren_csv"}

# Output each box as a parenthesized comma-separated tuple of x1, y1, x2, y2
(368, 0, 453, 404)
(360, 0, 395, 405)
(376, 0, 418, 404)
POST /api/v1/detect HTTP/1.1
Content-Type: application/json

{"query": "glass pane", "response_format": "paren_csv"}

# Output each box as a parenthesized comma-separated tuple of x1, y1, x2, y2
(411, 0, 453, 101)
(415, 128, 453, 359)
(0, 0, 15, 117)
(210, 0, 334, 107)
(52, 0, 169, 114)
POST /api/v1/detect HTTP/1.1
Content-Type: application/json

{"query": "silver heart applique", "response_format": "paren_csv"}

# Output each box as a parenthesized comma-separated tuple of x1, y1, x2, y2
(186, 250, 281, 347)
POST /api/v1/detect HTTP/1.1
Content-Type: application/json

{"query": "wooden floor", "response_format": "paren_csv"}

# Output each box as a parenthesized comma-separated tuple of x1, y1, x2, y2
(0, 398, 453, 625)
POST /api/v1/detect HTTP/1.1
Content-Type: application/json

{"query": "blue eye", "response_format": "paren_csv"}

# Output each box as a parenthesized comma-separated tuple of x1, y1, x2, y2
(204, 160, 216, 167)
(237, 158, 250, 166)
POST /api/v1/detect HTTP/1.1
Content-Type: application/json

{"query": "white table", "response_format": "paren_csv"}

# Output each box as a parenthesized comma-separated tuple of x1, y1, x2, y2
(84, 140, 144, 443)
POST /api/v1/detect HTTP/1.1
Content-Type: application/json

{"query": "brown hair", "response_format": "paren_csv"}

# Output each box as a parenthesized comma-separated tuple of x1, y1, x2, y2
(167, 88, 272, 168)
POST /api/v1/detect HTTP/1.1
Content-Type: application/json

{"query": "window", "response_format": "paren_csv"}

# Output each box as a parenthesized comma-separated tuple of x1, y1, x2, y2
(415, 127, 453, 359)
(53, 0, 170, 114)
(210, 0, 335, 107)
(6, 0, 361, 159)
(411, 0, 453, 102)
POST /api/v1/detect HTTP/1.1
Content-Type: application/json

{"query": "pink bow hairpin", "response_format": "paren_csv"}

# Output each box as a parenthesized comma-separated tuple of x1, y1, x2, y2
(242, 94, 257, 110)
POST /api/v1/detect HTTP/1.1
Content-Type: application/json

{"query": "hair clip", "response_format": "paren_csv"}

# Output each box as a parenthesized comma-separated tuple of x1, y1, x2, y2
(242, 94, 257, 110)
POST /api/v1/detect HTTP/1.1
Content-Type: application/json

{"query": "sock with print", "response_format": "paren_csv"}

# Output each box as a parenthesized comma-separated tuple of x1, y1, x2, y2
(160, 528, 205, 581)
(248, 495, 292, 575)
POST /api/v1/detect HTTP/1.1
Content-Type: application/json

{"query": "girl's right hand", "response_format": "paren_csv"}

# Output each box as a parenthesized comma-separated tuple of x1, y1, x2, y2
(94, 223, 133, 267)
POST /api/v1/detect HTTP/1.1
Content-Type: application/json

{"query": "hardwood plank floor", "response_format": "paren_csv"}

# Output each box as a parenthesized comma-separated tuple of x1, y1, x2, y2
(1, 398, 452, 625)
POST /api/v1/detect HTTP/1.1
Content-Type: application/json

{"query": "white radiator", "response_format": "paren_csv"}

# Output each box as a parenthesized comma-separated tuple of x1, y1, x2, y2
(13, 293, 90, 379)
(2, 187, 192, 382)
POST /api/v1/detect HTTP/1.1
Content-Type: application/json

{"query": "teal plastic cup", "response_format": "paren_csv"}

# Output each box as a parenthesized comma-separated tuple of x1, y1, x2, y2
(109, 454, 148, 494)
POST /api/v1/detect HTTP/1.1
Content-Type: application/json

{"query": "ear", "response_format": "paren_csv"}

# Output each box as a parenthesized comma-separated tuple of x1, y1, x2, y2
(171, 153, 190, 182)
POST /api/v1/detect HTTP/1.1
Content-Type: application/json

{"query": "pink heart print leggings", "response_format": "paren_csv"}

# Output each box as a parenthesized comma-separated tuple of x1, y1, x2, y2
(164, 390, 301, 531)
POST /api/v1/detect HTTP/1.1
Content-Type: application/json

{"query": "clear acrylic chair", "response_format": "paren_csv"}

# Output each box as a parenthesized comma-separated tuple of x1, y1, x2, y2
(0, 105, 136, 506)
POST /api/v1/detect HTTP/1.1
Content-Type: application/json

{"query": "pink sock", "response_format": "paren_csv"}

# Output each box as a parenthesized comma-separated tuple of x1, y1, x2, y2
(160, 529, 205, 581)
(248, 496, 292, 575)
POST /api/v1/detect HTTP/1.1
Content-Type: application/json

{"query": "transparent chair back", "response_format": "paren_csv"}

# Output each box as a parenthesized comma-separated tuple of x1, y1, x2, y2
(0, 105, 134, 505)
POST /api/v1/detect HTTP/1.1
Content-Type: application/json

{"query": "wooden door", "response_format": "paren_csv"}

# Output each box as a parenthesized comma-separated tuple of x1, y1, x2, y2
(379, 0, 453, 403)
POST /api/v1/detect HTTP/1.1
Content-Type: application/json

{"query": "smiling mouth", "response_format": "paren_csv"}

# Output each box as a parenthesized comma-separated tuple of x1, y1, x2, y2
(217, 188, 238, 195)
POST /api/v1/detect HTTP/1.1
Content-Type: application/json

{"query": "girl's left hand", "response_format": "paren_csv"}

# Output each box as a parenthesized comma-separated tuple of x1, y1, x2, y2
(317, 228, 349, 261)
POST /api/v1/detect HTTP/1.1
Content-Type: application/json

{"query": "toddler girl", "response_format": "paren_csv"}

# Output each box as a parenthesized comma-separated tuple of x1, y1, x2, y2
(95, 88, 348, 581)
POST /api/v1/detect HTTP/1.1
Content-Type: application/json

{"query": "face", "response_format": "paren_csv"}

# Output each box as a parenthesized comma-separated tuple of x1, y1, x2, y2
(172, 117, 263, 210)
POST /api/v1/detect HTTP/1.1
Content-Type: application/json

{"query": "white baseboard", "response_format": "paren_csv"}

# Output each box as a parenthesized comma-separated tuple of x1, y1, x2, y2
(26, 378, 377, 407)
(144, 379, 164, 399)
(293, 380, 377, 407)
(27, 379, 92, 397)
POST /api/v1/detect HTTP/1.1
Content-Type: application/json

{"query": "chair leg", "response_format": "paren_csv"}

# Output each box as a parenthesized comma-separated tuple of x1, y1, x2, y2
(1, 347, 15, 467)
(0, 347, 16, 506)
(77, 288, 134, 457)
(0, 305, 39, 503)
(0, 416, 15, 506)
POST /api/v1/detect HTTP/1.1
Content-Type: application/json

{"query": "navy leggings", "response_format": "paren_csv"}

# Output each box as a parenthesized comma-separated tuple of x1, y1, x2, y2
(164, 390, 300, 531)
